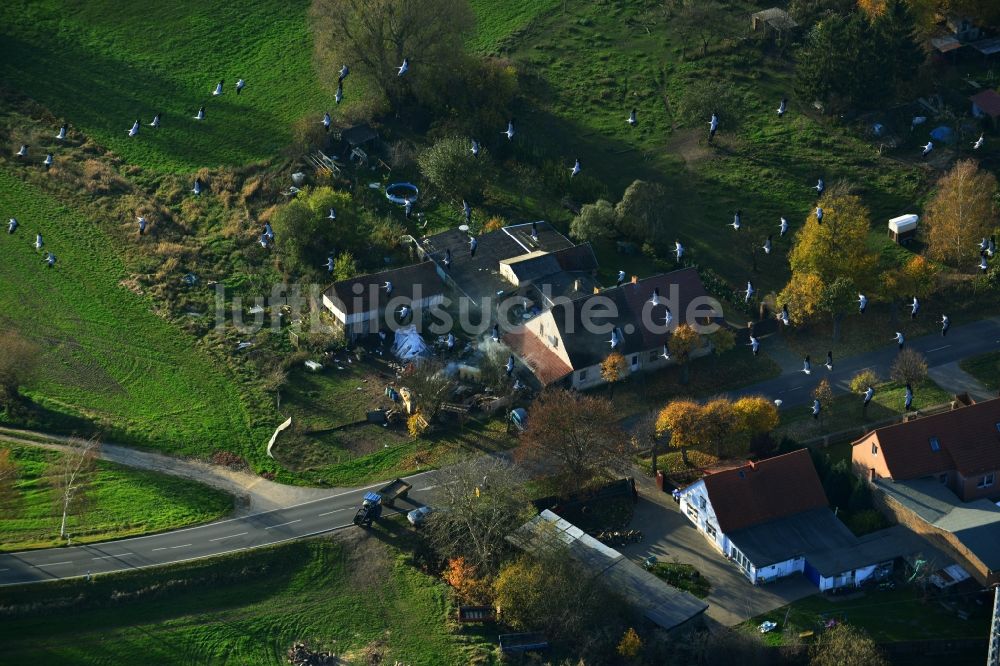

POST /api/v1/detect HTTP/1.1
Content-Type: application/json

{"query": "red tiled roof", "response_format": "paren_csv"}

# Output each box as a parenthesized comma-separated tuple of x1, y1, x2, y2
(858, 398, 1000, 479)
(703, 449, 828, 533)
(971, 90, 1000, 118)
(503, 327, 573, 386)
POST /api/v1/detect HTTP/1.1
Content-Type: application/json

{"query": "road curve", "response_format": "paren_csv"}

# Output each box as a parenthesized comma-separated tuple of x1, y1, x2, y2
(0, 470, 441, 587)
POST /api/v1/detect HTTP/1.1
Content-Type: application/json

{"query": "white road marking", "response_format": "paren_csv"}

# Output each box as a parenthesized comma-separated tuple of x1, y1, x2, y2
(169, 544, 193, 549)
(265, 519, 302, 530)
(0, 568, 8, 572)
(92, 553, 133, 560)
(788, 385, 802, 391)
(209, 532, 248, 542)
(36, 561, 72, 568)
(926, 345, 950, 353)
(152, 547, 167, 552)
(317, 509, 347, 517)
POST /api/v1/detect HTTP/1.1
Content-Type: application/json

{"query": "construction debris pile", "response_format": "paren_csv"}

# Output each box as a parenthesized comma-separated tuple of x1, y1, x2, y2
(286, 642, 337, 665)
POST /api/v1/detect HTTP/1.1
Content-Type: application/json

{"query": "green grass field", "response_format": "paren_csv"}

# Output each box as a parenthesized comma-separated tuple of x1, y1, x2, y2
(0, 169, 264, 462)
(0, 0, 328, 173)
(0, 535, 495, 664)
(0, 442, 232, 551)
(776, 380, 953, 442)
(960, 351, 1000, 391)
(467, 0, 561, 53)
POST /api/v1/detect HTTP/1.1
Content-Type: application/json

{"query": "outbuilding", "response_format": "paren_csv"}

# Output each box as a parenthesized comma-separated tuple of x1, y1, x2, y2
(888, 214, 918, 244)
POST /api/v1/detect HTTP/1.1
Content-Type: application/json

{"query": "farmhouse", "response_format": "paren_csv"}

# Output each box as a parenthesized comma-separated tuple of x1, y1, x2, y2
(503, 268, 720, 389)
(851, 398, 1000, 585)
(322, 262, 445, 341)
(679, 450, 924, 591)
(509, 510, 708, 632)
(415, 222, 598, 315)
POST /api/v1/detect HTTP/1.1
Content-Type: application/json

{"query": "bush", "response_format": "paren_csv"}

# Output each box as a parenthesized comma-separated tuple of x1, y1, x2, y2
(417, 136, 494, 204)
(846, 509, 889, 536)
(849, 369, 881, 393)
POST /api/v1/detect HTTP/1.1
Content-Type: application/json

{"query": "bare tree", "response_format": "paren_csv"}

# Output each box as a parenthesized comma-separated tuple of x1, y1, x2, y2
(310, 0, 474, 110)
(424, 457, 532, 575)
(890, 349, 928, 387)
(401, 360, 456, 422)
(518, 389, 633, 495)
(51, 437, 100, 540)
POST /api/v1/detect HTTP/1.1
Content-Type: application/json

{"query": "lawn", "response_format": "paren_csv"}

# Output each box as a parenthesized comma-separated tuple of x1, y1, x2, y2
(960, 351, 1000, 391)
(0, 0, 330, 173)
(0, 442, 232, 551)
(775, 379, 953, 443)
(0, 534, 495, 665)
(467, 0, 561, 54)
(493, 0, 929, 294)
(750, 585, 991, 646)
(0, 169, 266, 464)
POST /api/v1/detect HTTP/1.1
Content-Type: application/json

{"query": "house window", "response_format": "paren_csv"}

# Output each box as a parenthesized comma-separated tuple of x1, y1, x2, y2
(578, 370, 587, 381)
(978, 473, 996, 489)
(699, 496, 707, 510)
(687, 505, 699, 520)
(871, 443, 878, 456)
(539, 323, 544, 336)
(706, 523, 717, 540)
(631, 354, 639, 367)
(929, 437, 940, 452)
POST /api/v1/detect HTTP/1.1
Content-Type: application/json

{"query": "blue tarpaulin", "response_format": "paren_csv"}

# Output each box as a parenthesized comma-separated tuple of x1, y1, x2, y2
(929, 126, 954, 143)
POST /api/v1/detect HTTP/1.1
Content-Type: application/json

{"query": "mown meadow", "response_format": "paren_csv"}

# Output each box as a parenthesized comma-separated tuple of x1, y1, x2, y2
(0, 442, 232, 551)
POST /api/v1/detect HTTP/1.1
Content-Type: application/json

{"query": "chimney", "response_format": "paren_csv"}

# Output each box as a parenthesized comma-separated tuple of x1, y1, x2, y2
(631, 275, 638, 284)
(573, 278, 581, 292)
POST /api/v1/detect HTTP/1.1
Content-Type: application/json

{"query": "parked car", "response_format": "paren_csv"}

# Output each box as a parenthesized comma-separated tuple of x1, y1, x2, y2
(407, 506, 433, 526)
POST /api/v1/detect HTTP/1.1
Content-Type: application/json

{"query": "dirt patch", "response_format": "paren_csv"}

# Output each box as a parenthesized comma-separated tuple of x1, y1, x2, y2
(666, 128, 713, 167)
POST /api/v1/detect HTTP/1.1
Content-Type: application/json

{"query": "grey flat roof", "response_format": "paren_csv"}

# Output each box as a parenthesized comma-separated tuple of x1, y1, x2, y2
(875, 477, 1000, 571)
(804, 525, 927, 576)
(509, 510, 708, 630)
(971, 37, 1000, 55)
(727, 508, 857, 569)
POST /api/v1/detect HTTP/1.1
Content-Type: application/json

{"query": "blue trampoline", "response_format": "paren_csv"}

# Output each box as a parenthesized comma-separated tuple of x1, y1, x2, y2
(385, 182, 419, 205)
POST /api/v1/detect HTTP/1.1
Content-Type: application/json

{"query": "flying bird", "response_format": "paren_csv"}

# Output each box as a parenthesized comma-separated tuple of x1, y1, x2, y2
(35, 233, 43, 250)
(443, 248, 452, 269)
(858, 293, 868, 314)
(335, 82, 343, 105)
(825, 351, 833, 371)
(397, 58, 409, 77)
(531, 221, 539, 243)
(470, 139, 480, 157)
(779, 217, 789, 237)
(212, 79, 224, 96)
(815, 206, 823, 224)
(617, 270, 626, 287)
(404, 198, 413, 219)
(661, 344, 671, 361)
(321, 112, 331, 131)
(7, 218, 18, 234)
(921, 141, 933, 158)
(815, 178, 824, 195)
(327, 208, 337, 220)
(149, 112, 161, 128)
(650, 287, 661, 306)
(383, 281, 393, 296)
(16, 144, 28, 157)
(749, 335, 760, 357)
(909, 296, 919, 319)
(777, 97, 787, 118)
(762, 235, 772, 255)
(940, 314, 950, 337)
(236, 78, 246, 95)
(505, 355, 515, 377)
(127, 120, 140, 137)
(730, 209, 742, 231)
(674, 240, 684, 261)
(863, 386, 874, 406)
(973, 134, 984, 150)
(398, 305, 411, 320)
(445, 332, 456, 350)
(627, 108, 637, 126)
(194, 106, 205, 121)
(44, 252, 56, 268)
(338, 65, 349, 82)
(802, 355, 812, 375)
(502, 120, 515, 141)
(778, 304, 790, 327)
(744, 280, 755, 302)
(137, 216, 147, 235)
(893, 331, 904, 350)
(663, 306, 673, 327)
(570, 159, 580, 178)
(192, 178, 203, 196)
(42, 153, 53, 167)
(56, 123, 67, 140)
(812, 399, 821, 420)
(609, 329, 621, 349)
(708, 112, 718, 141)
(491, 324, 500, 343)
(469, 236, 478, 257)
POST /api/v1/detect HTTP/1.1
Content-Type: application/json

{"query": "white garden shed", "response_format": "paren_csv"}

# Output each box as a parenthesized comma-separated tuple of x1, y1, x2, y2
(888, 214, 918, 244)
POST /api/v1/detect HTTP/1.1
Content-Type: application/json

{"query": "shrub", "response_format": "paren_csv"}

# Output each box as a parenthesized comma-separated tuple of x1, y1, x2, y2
(849, 369, 881, 393)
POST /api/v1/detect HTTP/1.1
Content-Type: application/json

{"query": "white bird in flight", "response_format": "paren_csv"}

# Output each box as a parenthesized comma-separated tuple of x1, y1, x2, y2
(762, 235, 772, 255)
(470, 139, 480, 157)
(338, 65, 349, 82)
(16, 144, 28, 157)
(127, 120, 140, 137)
(777, 98, 787, 117)
(7, 218, 18, 234)
(42, 153, 53, 167)
(674, 240, 684, 260)
(802, 355, 812, 375)
(324, 256, 335, 272)
(397, 58, 409, 77)
(35, 233, 43, 250)
(192, 178, 203, 196)
(502, 120, 515, 141)
(973, 134, 984, 150)
(335, 83, 343, 105)
(729, 210, 742, 231)
(56, 123, 67, 140)
(327, 208, 337, 220)
(383, 281, 393, 296)
(627, 108, 637, 126)
(137, 216, 147, 235)
(779, 217, 788, 237)
(858, 293, 867, 313)
(45, 252, 56, 267)
(570, 159, 580, 178)
(921, 141, 933, 158)
(212, 79, 224, 96)
(194, 106, 205, 121)
(778, 304, 790, 326)
(236, 79, 246, 95)
(149, 112, 161, 128)
(744, 280, 754, 302)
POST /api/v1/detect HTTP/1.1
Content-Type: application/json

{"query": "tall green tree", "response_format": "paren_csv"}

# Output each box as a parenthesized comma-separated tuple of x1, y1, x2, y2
(872, 0, 924, 101)
(795, 13, 878, 112)
(819, 276, 857, 341)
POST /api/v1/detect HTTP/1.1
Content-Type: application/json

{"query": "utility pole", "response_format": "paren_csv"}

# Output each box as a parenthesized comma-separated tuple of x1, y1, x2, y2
(988, 584, 999, 666)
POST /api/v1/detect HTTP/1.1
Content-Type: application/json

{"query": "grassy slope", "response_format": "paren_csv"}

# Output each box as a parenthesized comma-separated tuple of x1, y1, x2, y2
(467, 0, 561, 53)
(493, 1, 926, 293)
(0, 169, 261, 460)
(959, 351, 1000, 391)
(0, 537, 492, 665)
(0, 0, 328, 173)
(0, 442, 232, 550)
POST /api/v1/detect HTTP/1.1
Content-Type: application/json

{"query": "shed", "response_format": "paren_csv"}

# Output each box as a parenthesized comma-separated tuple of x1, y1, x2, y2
(971, 90, 1000, 130)
(888, 214, 918, 244)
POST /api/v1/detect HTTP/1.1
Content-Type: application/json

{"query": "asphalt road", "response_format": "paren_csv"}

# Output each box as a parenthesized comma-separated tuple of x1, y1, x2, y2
(0, 470, 442, 587)
(728, 316, 1000, 408)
